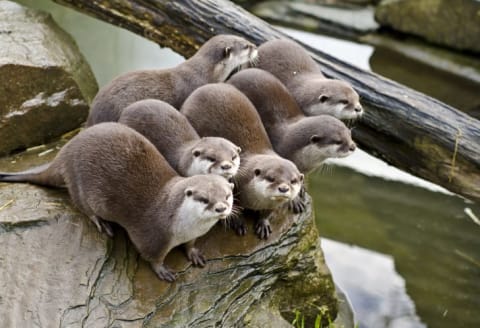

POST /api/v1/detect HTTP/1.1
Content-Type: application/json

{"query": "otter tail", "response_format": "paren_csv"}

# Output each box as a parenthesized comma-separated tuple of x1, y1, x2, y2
(0, 163, 65, 188)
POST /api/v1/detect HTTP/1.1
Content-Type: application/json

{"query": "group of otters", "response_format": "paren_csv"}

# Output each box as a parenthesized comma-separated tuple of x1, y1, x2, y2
(0, 35, 363, 282)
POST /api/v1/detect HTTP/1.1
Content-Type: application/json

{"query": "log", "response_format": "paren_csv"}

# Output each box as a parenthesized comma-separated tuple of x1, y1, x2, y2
(53, 0, 480, 202)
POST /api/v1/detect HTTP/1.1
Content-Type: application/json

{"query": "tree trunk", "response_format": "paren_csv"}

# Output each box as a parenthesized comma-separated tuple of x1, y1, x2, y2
(53, 0, 480, 202)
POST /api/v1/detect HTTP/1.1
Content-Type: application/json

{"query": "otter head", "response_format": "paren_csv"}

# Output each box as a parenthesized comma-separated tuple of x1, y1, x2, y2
(244, 156, 303, 209)
(288, 116, 356, 173)
(186, 137, 241, 179)
(199, 35, 258, 82)
(299, 79, 363, 120)
(175, 175, 234, 242)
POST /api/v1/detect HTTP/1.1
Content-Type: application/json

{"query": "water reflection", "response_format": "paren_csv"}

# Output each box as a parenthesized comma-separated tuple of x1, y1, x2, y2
(323, 239, 425, 328)
(311, 166, 480, 328)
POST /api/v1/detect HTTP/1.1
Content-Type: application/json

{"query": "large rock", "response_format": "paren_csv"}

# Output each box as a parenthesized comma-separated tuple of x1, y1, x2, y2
(375, 0, 480, 53)
(0, 1, 97, 156)
(0, 150, 337, 327)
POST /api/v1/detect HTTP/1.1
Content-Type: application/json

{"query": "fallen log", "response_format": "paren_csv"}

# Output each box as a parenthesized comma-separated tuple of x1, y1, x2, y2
(53, 0, 480, 202)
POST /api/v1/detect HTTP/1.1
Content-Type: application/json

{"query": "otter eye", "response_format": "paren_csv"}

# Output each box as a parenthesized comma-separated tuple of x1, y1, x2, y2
(310, 135, 321, 143)
(291, 178, 298, 184)
(206, 156, 216, 162)
(339, 99, 349, 105)
(186, 189, 193, 197)
(224, 46, 231, 57)
(334, 140, 343, 145)
(198, 197, 209, 204)
(318, 95, 329, 103)
(266, 176, 275, 183)
(193, 150, 201, 157)
(232, 155, 238, 161)
(254, 169, 261, 176)
(243, 44, 250, 50)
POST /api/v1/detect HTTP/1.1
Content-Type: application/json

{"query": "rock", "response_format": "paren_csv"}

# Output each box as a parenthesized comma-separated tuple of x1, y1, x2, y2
(251, 1, 379, 38)
(375, 0, 480, 54)
(0, 148, 337, 327)
(0, 1, 98, 156)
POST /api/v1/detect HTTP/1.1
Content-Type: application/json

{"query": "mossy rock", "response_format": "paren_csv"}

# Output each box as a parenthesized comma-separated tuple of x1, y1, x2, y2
(0, 178, 337, 326)
(0, 1, 97, 155)
(375, 0, 480, 53)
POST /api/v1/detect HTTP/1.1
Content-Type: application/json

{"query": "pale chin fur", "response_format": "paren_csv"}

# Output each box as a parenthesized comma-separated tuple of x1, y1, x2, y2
(296, 144, 355, 172)
(173, 198, 216, 246)
(216, 48, 258, 82)
(243, 177, 298, 210)
(186, 157, 212, 176)
(306, 103, 361, 120)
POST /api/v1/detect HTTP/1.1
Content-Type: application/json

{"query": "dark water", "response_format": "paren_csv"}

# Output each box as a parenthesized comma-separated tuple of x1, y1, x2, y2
(13, 1, 480, 327)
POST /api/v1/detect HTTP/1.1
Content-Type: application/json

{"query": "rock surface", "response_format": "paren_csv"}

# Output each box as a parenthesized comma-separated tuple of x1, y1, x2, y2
(0, 145, 337, 327)
(0, 1, 97, 156)
(375, 0, 480, 54)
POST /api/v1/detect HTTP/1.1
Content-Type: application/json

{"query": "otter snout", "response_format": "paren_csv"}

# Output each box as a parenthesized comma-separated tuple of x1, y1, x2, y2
(278, 184, 290, 193)
(215, 204, 227, 213)
(354, 103, 363, 114)
(349, 142, 356, 152)
(221, 162, 232, 170)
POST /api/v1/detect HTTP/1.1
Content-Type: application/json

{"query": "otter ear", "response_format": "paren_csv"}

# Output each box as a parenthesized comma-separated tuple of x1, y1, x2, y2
(310, 135, 321, 143)
(236, 146, 242, 154)
(185, 188, 193, 197)
(224, 46, 232, 58)
(318, 95, 329, 103)
(192, 148, 202, 157)
(254, 169, 261, 176)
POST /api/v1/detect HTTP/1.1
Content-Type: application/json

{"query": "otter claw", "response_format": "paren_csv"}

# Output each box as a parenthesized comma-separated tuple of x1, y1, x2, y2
(255, 219, 272, 239)
(227, 217, 248, 236)
(154, 264, 176, 282)
(187, 247, 206, 267)
(288, 197, 306, 214)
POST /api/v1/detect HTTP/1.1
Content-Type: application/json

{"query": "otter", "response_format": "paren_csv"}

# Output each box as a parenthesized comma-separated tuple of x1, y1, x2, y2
(86, 34, 258, 126)
(0, 123, 233, 282)
(256, 39, 363, 120)
(118, 99, 241, 179)
(228, 69, 356, 174)
(181, 83, 303, 239)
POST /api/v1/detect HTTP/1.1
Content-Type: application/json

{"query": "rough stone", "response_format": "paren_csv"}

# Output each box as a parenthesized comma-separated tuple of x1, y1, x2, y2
(375, 0, 480, 53)
(0, 1, 98, 155)
(0, 145, 337, 327)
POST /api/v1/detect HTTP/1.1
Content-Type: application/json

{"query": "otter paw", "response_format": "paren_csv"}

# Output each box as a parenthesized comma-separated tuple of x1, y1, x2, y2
(288, 197, 306, 214)
(255, 219, 272, 240)
(153, 264, 176, 282)
(187, 247, 206, 267)
(225, 217, 247, 236)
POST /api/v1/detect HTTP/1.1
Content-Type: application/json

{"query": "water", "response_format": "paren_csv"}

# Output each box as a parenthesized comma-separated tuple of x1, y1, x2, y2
(12, 1, 480, 327)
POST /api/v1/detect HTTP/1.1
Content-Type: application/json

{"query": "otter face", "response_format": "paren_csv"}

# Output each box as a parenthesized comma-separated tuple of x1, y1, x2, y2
(187, 138, 241, 178)
(175, 177, 234, 244)
(212, 37, 258, 82)
(250, 160, 303, 206)
(301, 80, 363, 120)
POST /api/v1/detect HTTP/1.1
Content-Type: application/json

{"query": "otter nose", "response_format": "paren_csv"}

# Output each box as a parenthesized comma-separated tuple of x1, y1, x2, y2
(354, 105, 363, 113)
(349, 143, 356, 152)
(221, 163, 232, 170)
(215, 205, 227, 213)
(278, 185, 290, 193)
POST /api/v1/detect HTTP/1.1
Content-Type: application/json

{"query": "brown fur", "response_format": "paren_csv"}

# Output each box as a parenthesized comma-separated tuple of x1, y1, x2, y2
(86, 35, 257, 126)
(181, 84, 303, 239)
(228, 69, 355, 173)
(118, 99, 240, 178)
(0, 123, 233, 281)
(256, 39, 362, 119)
